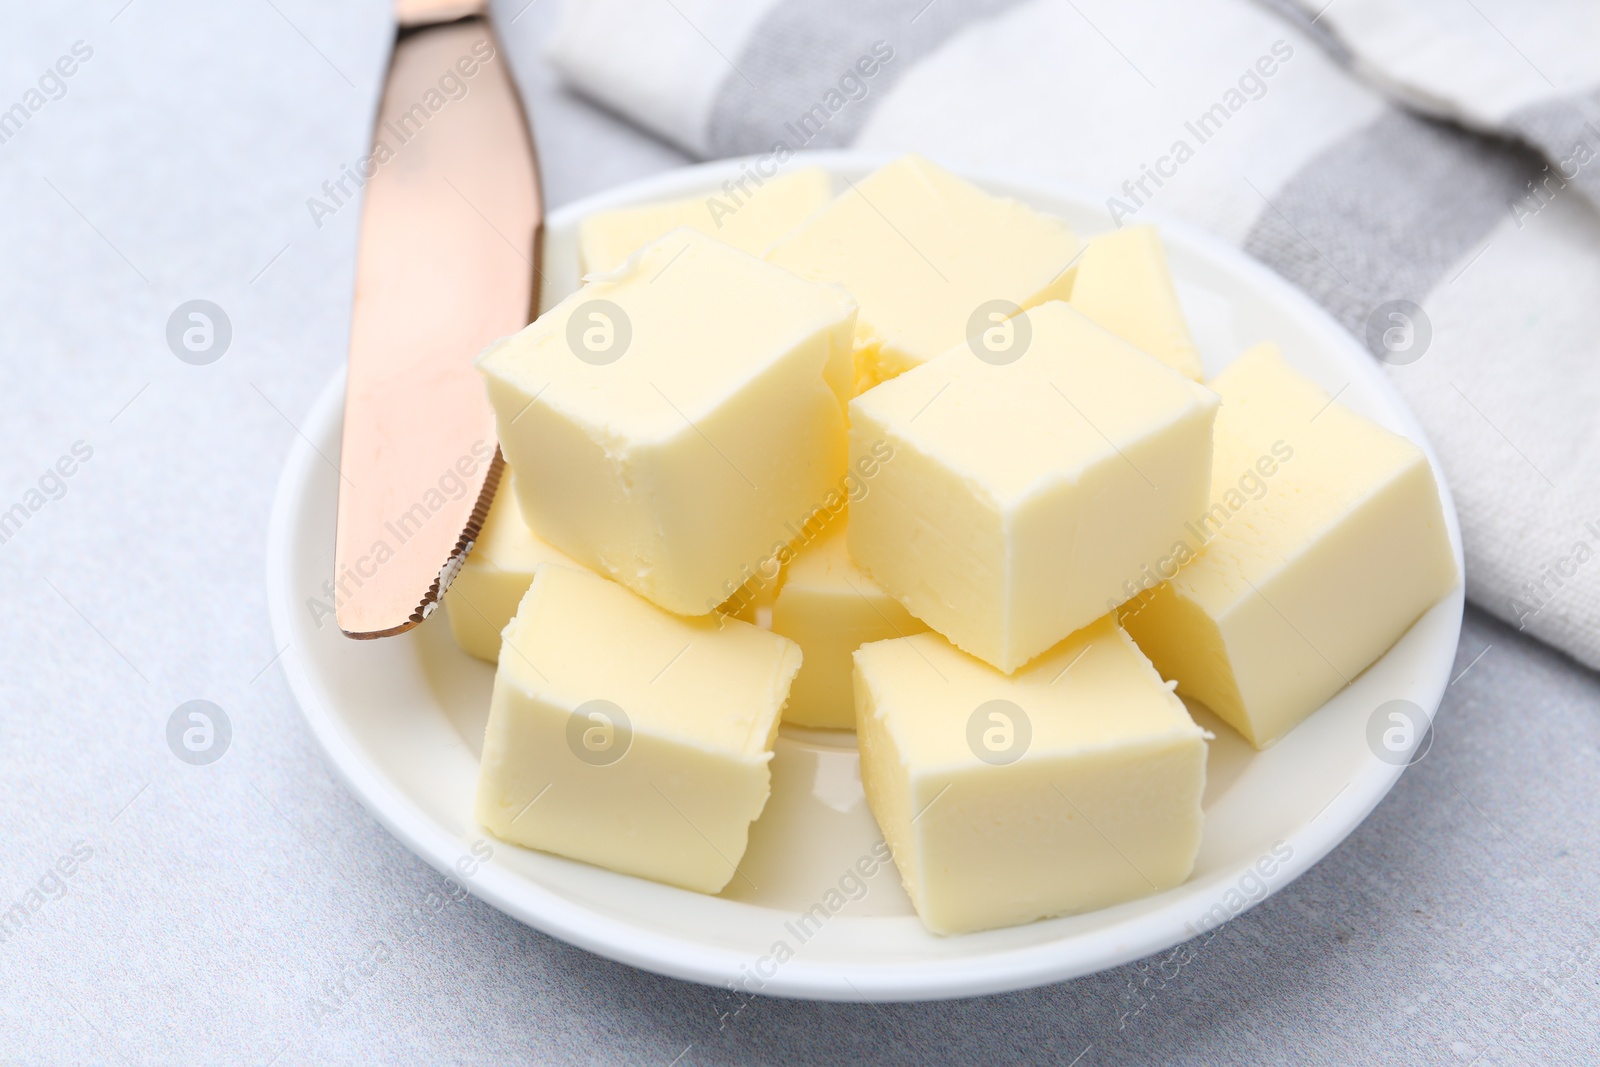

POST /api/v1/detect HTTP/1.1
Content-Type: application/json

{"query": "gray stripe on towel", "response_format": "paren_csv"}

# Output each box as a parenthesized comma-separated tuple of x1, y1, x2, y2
(705, 0, 1028, 159)
(1505, 90, 1600, 217)
(1242, 109, 1537, 334)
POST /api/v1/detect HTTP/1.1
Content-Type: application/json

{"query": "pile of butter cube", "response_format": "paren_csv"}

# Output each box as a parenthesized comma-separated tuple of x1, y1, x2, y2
(445, 156, 1457, 936)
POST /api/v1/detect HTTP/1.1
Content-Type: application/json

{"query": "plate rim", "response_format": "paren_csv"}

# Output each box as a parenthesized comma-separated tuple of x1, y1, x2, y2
(266, 149, 1465, 1001)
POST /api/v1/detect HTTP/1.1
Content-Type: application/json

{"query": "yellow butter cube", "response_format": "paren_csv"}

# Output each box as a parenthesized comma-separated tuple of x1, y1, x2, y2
(476, 564, 802, 893)
(1069, 224, 1203, 381)
(848, 301, 1219, 673)
(714, 545, 788, 628)
(771, 518, 926, 729)
(479, 228, 856, 616)
(1121, 343, 1458, 748)
(767, 155, 1083, 391)
(577, 167, 832, 274)
(444, 475, 770, 657)
(855, 617, 1207, 935)
(443, 474, 582, 662)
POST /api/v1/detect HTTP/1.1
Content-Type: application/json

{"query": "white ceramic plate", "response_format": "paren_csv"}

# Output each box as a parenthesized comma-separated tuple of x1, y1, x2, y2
(266, 152, 1464, 1001)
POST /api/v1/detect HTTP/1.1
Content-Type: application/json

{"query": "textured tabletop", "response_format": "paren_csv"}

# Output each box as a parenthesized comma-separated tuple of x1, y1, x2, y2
(2, 3, 1597, 1064)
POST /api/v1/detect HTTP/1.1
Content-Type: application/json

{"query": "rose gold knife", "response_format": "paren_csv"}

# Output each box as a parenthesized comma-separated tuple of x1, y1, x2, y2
(334, 0, 541, 638)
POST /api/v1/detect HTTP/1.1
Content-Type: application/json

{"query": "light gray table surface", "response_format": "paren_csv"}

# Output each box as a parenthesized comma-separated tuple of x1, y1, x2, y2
(3, 3, 1598, 1064)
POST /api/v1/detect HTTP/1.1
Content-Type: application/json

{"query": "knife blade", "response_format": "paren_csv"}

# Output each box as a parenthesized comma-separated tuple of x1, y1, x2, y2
(334, 0, 542, 639)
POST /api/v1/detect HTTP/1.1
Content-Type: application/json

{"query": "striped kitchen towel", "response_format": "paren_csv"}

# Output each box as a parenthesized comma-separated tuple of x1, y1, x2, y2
(544, 0, 1600, 673)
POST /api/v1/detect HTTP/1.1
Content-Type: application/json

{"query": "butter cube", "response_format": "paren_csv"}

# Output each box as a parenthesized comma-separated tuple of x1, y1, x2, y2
(848, 301, 1219, 673)
(479, 228, 856, 616)
(1069, 225, 1203, 381)
(767, 155, 1083, 390)
(715, 545, 788, 627)
(855, 617, 1207, 935)
(578, 167, 832, 274)
(444, 475, 768, 658)
(476, 564, 802, 893)
(443, 474, 582, 662)
(771, 518, 927, 729)
(1121, 344, 1458, 748)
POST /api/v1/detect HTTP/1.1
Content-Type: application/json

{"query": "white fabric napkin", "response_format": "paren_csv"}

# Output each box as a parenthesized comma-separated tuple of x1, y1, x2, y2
(543, 0, 1600, 673)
